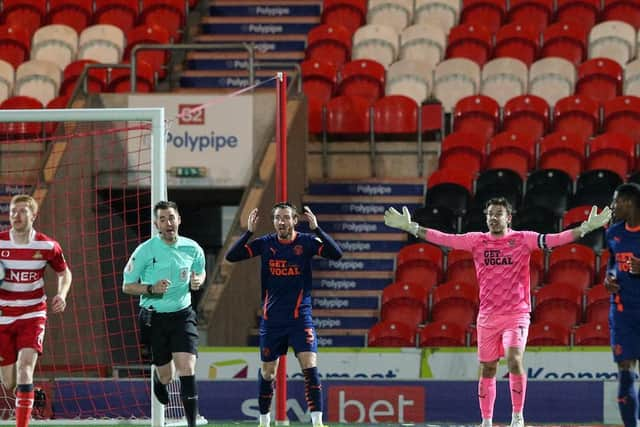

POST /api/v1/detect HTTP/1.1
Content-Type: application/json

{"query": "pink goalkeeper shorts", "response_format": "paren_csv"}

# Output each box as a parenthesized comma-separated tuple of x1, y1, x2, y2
(477, 312, 530, 362)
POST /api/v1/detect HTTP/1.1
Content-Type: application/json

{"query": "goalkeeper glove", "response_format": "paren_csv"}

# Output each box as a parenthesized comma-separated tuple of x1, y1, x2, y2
(384, 206, 420, 237)
(578, 205, 612, 237)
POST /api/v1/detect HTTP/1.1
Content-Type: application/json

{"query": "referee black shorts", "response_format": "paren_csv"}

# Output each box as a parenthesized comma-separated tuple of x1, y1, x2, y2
(149, 306, 199, 366)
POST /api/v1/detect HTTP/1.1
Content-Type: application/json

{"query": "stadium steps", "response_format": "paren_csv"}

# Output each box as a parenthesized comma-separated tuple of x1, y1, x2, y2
(310, 179, 424, 346)
(182, 1, 321, 88)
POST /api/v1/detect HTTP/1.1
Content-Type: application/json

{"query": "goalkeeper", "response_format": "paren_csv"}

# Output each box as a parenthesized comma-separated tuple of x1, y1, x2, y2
(385, 197, 611, 427)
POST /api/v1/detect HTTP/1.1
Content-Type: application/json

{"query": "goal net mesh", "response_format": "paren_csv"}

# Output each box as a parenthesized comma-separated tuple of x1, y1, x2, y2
(0, 113, 177, 423)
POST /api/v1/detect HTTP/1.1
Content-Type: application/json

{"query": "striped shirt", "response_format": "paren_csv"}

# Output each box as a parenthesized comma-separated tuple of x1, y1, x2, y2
(0, 229, 68, 325)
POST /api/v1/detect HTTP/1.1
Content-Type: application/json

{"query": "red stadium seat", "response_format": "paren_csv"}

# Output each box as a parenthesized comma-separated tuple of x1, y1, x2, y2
(0, 24, 31, 69)
(533, 282, 582, 329)
(381, 281, 429, 326)
(553, 95, 600, 141)
(60, 59, 108, 96)
(494, 23, 540, 66)
(395, 243, 444, 293)
(93, 0, 139, 34)
(321, 0, 366, 34)
(107, 60, 154, 93)
(555, 0, 599, 30)
(541, 21, 588, 66)
(419, 320, 467, 346)
(337, 59, 385, 104)
(527, 321, 570, 345)
(485, 131, 536, 180)
(453, 94, 500, 141)
(574, 321, 610, 345)
(601, 0, 640, 29)
(538, 131, 586, 180)
(503, 94, 550, 142)
(598, 251, 610, 283)
(446, 24, 493, 66)
(368, 320, 416, 347)
(430, 280, 479, 327)
(586, 132, 635, 180)
(507, 0, 553, 32)
(124, 24, 171, 78)
(0, 95, 43, 138)
(547, 243, 596, 291)
(301, 59, 338, 102)
(325, 95, 370, 136)
(307, 97, 324, 134)
(447, 249, 478, 285)
(0, 0, 46, 37)
(460, 0, 506, 34)
(47, 0, 92, 34)
(585, 283, 610, 323)
(44, 94, 70, 135)
(139, 0, 184, 41)
(530, 249, 544, 288)
(603, 96, 640, 143)
(373, 95, 418, 136)
(439, 131, 486, 176)
(306, 24, 352, 68)
(575, 58, 623, 104)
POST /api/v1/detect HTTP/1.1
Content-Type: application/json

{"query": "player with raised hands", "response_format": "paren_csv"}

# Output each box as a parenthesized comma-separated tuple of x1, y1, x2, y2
(385, 198, 611, 427)
(226, 202, 343, 427)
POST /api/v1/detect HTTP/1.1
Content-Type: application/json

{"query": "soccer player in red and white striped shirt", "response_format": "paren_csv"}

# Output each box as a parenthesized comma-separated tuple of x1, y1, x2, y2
(0, 195, 72, 427)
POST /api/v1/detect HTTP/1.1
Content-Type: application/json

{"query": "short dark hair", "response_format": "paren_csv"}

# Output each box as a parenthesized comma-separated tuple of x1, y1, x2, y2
(485, 197, 513, 215)
(615, 183, 640, 208)
(271, 202, 298, 218)
(154, 200, 179, 217)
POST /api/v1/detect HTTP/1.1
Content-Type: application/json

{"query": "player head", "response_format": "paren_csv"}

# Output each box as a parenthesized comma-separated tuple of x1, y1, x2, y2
(9, 194, 38, 234)
(154, 200, 181, 243)
(271, 202, 298, 240)
(611, 182, 640, 223)
(485, 197, 512, 236)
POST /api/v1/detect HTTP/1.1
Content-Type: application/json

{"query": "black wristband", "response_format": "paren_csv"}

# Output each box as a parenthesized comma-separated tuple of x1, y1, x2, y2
(147, 285, 154, 295)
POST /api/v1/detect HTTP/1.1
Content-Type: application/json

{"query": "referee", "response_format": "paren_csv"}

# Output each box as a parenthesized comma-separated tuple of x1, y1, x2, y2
(123, 201, 206, 427)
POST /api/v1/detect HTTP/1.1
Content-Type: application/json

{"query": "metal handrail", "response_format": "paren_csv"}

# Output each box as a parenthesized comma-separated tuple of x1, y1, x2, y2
(252, 61, 302, 94)
(130, 43, 256, 91)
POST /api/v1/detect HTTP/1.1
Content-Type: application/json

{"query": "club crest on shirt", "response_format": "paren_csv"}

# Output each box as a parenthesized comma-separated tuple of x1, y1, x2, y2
(294, 245, 304, 256)
(33, 251, 43, 259)
(509, 239, 515, 247)
(180, 268, 189, 281)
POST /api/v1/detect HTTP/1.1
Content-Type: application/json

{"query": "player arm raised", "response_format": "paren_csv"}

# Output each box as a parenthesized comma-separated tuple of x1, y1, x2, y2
(225, 208, 261, 262)
(383, 206, 474, 250)
(303, 206, 342, 260)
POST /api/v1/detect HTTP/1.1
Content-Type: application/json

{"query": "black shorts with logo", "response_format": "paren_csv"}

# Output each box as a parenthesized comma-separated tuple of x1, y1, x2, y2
(146, 306, 199, 366)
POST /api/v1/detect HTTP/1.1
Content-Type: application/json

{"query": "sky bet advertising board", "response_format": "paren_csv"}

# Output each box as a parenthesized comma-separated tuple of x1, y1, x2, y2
(128, 94, 253, 188)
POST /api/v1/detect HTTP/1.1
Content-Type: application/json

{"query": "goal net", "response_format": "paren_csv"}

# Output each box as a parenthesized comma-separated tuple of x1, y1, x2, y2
(0, 107, 200, 425)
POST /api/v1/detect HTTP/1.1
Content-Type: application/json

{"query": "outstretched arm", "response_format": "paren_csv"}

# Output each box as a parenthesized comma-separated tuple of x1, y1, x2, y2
(543, 205, 611, 247)
(383, 206, 474, 250)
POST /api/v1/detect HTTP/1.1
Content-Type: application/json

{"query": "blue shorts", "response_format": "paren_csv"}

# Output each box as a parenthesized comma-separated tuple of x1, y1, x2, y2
(609, 308, 640, 363)
(259, 317, 318, 362)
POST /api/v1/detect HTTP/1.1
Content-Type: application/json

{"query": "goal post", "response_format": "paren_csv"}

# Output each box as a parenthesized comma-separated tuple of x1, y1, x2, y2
(0, 107, 204, 425)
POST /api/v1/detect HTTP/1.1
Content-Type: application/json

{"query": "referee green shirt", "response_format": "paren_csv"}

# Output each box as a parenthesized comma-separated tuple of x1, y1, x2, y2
(123, 235, 206, 313)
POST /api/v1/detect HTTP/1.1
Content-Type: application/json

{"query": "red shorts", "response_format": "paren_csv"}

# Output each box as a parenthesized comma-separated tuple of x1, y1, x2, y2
(477, 312, 530, 362)
(0, 316, 46, 366)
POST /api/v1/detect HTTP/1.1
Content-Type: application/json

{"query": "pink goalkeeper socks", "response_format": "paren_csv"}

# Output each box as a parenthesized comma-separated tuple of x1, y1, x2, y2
(478, 377, 497, 420)
(509, 373, 527, 413)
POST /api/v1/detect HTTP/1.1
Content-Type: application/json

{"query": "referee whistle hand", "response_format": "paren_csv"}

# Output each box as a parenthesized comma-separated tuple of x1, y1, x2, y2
(155, 279, 170, 294)
(190, 272, 202, 290)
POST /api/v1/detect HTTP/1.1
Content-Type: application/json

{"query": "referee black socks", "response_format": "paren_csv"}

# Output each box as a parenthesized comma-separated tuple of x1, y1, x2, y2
(180, 375, 198, 427)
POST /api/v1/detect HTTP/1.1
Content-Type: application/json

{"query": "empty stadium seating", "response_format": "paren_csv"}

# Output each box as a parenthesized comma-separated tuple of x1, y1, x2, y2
(395, 242, 444, 293)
